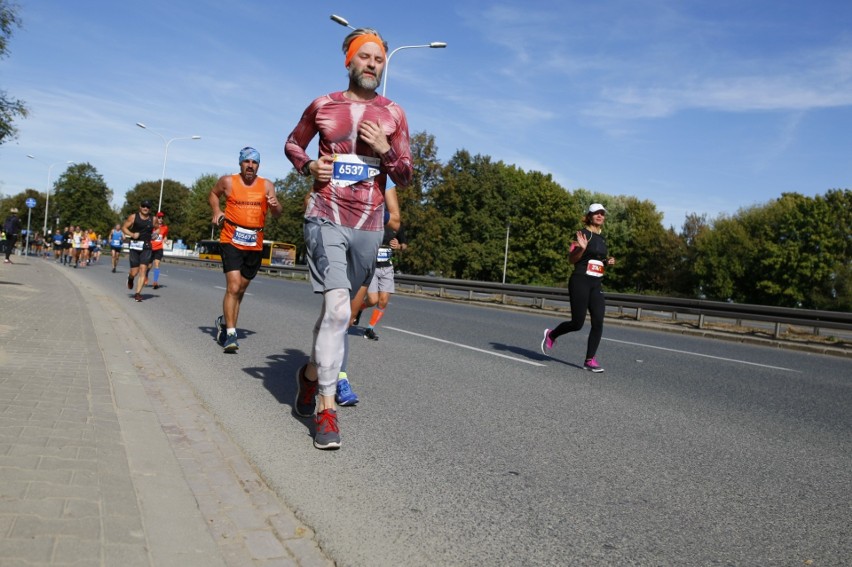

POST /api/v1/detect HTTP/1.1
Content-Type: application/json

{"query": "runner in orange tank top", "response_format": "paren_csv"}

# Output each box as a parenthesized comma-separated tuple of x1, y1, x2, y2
(208, 146, 282, 353)
(150, 211, 168, 289)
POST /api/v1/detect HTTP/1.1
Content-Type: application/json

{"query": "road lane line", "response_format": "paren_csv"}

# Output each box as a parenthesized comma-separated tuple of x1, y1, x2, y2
(603, 338, 801, 372)
(384, 326, 546, 367)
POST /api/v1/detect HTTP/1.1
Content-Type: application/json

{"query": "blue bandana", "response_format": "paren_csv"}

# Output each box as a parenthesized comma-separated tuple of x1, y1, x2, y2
(239, 146, 260, 164)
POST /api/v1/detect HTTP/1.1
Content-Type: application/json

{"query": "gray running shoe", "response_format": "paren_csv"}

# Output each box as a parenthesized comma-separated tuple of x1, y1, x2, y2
(314, 409, 341, 449)
(223, 333, 239, 353)
(215, 315, 225, 346)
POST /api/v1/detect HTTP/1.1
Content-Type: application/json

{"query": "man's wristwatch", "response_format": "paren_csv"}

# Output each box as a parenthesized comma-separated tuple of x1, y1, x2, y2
(301, 160, 314, 176)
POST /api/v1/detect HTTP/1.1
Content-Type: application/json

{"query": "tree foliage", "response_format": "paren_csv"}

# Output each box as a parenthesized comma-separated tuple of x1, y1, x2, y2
(181, 173, 219, 247)
(121, 179, 191, 243)
(689, 190, 851, 309)
(7, 122, 847, 311)
(0, 1, 27, 145)
(266, 171, 312, 261)
(51, 163, 114, 235)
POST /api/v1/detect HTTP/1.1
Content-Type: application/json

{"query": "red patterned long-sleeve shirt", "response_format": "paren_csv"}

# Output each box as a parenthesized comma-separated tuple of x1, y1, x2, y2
(285, 91, 412, 231)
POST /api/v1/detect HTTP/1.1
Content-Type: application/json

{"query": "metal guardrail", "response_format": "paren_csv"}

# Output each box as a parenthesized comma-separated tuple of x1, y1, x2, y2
(395, 274, 852, 340)
(171, 256, 852, 341)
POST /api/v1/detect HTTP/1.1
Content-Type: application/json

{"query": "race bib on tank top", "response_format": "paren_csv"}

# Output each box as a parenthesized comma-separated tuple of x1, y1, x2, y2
(231, 226, 258, 247)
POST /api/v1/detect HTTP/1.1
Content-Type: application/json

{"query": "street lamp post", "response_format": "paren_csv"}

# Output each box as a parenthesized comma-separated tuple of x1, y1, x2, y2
(502, 222, 511, 284)
(135, 123, 201, 213)
(329, 14, 446, 97)
(26, 155, 73, 235)
(329, 14, 355, 30)
(382, 42, 447, 97)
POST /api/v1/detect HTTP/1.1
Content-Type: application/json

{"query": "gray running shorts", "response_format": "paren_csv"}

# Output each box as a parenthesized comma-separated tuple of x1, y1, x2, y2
(368, 264, 395, 294)
(303, 217, 381, 298)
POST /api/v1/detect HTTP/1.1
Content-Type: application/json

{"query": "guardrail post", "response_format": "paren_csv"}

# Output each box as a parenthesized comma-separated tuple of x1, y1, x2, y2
(774, 322, 782, 339)
(636, 307, 642, 321)
(698, 313, 705, 329)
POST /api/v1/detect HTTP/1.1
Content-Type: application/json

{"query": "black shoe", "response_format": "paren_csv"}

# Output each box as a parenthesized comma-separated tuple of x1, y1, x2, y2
(127, 276, 134, 290)
(364, 328, 379, 341)
(353, 309, 363, 327)
(294, 365, 317, 417)
(134, 293, 143, 302)
(111, 267, 116, 273)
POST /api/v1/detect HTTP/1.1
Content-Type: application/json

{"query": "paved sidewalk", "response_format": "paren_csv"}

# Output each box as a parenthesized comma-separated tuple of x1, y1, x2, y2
(0, 258, 333, 567)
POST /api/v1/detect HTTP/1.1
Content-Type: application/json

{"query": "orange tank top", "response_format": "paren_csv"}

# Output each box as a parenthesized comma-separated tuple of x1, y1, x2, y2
(220, 174, 269, 250)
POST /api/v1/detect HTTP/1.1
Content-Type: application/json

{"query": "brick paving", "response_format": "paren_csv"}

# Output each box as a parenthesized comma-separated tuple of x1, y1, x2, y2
(0, 258, 333, 567)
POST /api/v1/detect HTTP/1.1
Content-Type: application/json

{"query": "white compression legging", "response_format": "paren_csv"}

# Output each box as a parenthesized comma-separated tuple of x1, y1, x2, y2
(311, 288, 351, 397)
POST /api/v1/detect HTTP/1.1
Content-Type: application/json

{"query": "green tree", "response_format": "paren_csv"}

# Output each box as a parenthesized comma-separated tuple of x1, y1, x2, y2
(693, 213, 753, 302)
(51, 163, 114, 235)
(816, 188, 852, 311)
(1, 188, 41, 235)
(501, 168, 576, 286)
(608, 196, 679, 294)
(747, 191, 851, 309)
(269, 173, 312, 248)
(0, 1, 27, 145)
(411, 150, 509, 281)
(122, 180, 190, 242)
(182, 173, 219, 247)
(394, 131, 443, 274)
(408, 150, 578, 284)
(677, 213, 710, 296)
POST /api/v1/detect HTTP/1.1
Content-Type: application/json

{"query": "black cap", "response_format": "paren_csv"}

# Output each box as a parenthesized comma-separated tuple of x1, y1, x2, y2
(140, 200, 152, 208)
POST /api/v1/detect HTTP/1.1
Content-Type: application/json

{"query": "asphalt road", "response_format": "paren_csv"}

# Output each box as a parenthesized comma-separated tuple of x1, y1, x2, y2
(70, 260, 852, 566)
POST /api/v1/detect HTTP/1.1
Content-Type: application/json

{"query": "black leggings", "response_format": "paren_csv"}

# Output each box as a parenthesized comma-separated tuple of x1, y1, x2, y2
(4, 235, 17, 260)
(550, 274, 605, 359)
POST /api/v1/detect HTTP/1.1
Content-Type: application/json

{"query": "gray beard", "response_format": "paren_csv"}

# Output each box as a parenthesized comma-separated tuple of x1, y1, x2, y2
(351, 68, 381, 91)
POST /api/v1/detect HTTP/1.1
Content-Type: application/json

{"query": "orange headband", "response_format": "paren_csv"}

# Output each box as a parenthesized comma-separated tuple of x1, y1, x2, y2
(344, 34, 386, 67)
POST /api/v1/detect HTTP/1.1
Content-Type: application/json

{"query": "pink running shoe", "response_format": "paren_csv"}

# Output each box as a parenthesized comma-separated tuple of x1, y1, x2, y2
(540, 328, 554, 355)
(583, 357, 605, 373)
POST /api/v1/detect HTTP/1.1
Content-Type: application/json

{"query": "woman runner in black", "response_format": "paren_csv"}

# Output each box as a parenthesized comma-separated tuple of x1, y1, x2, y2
(540, 203, 616, 372)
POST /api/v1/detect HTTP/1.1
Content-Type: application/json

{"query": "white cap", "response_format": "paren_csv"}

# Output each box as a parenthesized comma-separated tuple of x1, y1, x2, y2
(587, 203, 606, 214)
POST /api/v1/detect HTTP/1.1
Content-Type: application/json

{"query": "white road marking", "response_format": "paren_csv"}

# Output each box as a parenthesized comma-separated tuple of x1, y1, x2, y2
(603, 338, 801, 372)
(384, 326, 546, 367)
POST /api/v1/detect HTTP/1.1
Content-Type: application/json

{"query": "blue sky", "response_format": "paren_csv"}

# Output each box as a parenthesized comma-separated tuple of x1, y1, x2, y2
(1, 0, 850, 229)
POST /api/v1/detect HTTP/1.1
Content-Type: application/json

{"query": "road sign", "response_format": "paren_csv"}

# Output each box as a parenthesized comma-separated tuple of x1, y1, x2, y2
(25, 198, 36, 208)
